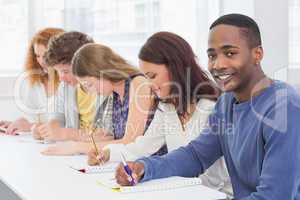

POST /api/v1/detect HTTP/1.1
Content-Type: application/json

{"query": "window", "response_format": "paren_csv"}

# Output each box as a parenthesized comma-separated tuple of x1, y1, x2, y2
(64, 0, 95, 34)
(43, 0, 64, 28)
(135, 3, 147, 30)
(289, 0, 300, 68)
(90, 0, 220, 67)
(0, 0, 29, 74)
(92, 0, 162, 64)
(0, 0, 221, 73)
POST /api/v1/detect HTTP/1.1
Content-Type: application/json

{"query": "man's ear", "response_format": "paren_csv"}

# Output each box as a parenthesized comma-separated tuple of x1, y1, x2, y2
(253, 46, 264, 65)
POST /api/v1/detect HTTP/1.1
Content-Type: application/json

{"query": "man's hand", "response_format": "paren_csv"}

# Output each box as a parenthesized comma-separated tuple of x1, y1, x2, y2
(31, 123, 44, 140)
(38, 121, 66, 141)
(115, 161, 145, 186)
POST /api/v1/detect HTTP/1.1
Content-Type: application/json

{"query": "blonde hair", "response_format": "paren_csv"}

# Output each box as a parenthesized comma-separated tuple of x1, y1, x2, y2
(72, 43, 141, 82)
(25, 27, 64, 93)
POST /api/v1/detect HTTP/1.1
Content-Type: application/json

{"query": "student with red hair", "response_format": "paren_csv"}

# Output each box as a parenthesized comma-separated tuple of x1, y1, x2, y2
(0, 27, 64, 135)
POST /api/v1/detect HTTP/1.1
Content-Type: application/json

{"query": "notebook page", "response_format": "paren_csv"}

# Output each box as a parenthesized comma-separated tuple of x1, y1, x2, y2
(70, 162, 119, 174)
(98, 176, 202, 193)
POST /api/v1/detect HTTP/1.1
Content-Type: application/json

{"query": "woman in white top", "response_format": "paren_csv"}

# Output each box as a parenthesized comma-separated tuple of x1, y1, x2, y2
(88, 32, 233, 195)
(0, 28, 64, 135)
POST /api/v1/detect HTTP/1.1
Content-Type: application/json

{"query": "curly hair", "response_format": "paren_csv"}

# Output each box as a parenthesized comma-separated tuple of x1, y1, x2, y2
(25, 27, 64, 91)
(44, 31, 94, 67)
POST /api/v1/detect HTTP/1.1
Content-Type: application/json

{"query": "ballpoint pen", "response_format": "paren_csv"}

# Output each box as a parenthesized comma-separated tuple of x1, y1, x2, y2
(37, 113, 41, 124)
(0, 124, 19, 135)
(0, 126, 7, 133)
(120, 152, 135, 186)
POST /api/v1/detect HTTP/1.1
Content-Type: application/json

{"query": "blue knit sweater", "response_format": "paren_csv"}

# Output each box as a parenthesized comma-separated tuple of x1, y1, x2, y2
(137, 81, 300, 199)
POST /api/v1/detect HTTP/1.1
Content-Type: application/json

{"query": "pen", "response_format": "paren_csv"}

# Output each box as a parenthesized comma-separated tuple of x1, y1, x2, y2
(88, 121, 104, 166)
(69, 165, 115, 174)
(120, 153, 135, 186)
(0, 126, 19, 135)
(90, 127, 99, 155)
(37, 113, 41, 124)
(69, 165, 90, 173)
(0, 126, 7, 133)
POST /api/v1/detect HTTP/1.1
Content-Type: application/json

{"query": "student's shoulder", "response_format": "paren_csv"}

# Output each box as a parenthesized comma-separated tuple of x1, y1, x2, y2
(21, 77, 42, 88)
(19, 78, 42, 95)
(214, 92, 235, 107)
(130, 75, 151, 92)
(130, 75, 147, 85)
(57, 81, 66, 90)
(57, 82, 75, 91)
(196, 98, 216, 111)
(156, 101, 176, 113)
(206, 92, 235, 118)
(263, 81, 300, 135)
(272, 80, 300, 108)
(56, 82, 77, 99)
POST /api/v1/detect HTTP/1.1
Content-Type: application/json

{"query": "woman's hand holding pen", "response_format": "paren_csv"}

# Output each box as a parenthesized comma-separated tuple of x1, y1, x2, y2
(115, 161, 145, 186)
(87, 148, 110, 166)
(0, 118, 31, 135)
(31, 123, 43, 140)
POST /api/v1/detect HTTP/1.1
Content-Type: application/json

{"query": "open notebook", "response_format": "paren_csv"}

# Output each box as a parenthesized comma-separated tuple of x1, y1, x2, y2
(98, 175, 203, 193)
(69, 162, 119, 174)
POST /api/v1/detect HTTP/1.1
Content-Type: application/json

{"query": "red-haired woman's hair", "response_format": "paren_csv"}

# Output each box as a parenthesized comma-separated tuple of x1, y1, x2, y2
(139, 31, 220, 117)
(24, 27, 64, 95)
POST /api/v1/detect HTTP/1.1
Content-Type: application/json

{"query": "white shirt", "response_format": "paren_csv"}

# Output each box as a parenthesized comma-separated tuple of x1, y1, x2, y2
(16, 79, 55, 123)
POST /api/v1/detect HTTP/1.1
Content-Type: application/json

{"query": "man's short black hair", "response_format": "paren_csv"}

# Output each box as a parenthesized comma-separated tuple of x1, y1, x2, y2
(210, 13, 262, 48)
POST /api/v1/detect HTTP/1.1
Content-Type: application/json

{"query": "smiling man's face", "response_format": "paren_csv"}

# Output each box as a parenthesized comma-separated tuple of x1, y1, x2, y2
(207, 24, 259, 93)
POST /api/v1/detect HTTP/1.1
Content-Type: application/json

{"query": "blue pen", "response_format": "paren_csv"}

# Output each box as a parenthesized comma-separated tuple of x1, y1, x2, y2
(120, 153, 135, 186)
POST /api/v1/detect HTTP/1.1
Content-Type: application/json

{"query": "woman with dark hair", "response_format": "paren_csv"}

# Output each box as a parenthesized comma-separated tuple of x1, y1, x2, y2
(88, 32, 232, 196)
(138, 31, 219, 123)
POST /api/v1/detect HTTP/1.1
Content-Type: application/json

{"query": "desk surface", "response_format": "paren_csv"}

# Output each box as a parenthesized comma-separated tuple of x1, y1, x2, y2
(0, 133, 226, 200)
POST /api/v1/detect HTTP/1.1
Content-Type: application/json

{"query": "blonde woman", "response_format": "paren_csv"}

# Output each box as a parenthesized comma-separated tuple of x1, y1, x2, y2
(42, 43, 156, 155)
(0, 28, 64, 135)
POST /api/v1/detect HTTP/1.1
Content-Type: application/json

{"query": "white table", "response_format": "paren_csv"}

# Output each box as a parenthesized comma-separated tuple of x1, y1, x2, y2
(0, 133, 226, 200)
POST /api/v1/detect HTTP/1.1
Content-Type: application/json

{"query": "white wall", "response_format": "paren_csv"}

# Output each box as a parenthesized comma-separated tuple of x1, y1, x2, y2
(0, 0, 295, 120)
(160, 0, 199, 60)
(0, 76, 22, 120)
(222, 0, 289, 80)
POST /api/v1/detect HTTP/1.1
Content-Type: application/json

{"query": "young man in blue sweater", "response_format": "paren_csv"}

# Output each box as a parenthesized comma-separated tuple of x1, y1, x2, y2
(115, 14, 300, 199)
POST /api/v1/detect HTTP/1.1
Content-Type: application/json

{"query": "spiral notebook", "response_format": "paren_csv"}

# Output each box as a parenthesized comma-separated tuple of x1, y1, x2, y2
(98, 176, 202, 193)
(69, 162, 119, 174)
